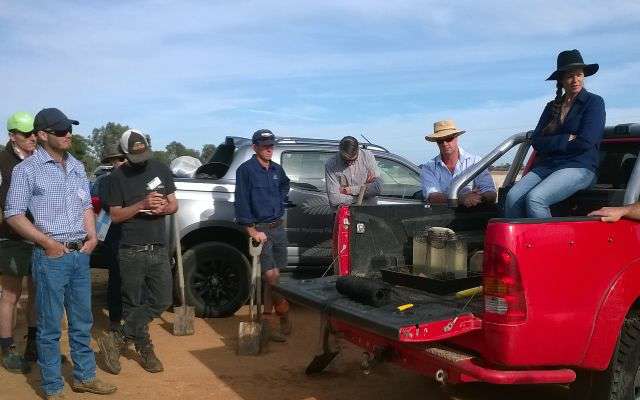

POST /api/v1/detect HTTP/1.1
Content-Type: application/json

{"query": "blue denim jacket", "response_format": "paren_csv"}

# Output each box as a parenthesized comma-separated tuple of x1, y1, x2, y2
(531, 89, 606, 173)
(234, 155, 290, 225)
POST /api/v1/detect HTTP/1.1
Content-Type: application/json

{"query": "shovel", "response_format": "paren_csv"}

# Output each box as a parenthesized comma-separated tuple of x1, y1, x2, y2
(173, 214, 195, 336)
(238, 238, 267, 355)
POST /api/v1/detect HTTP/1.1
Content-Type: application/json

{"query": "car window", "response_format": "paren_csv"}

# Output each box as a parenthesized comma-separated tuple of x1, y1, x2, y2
(375, 157, 422, 199)
(281, 151, 335, 191)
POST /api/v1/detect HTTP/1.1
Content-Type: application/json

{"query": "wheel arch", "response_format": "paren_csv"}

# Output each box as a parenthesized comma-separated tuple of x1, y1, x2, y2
(582, 258, 640, 370)
(178, 220, 249, 257)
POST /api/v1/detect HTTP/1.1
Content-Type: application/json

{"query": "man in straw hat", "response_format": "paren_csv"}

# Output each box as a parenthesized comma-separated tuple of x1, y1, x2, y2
(421, 119, 496, 207)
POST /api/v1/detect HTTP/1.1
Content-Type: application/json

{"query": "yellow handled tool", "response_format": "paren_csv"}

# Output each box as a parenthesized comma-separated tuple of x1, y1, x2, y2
(455, 286, 483, 299)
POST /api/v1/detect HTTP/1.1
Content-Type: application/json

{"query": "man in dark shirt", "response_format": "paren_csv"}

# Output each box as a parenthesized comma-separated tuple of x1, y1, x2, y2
(91, 143, 127, 331)
(0, 111, 37, 373)
(235, 129, 292, 342)
(98, 129, 178, 375)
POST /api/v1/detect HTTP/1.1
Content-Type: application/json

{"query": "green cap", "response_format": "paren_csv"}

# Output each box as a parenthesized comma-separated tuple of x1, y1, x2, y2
(7, 111, 35, 134)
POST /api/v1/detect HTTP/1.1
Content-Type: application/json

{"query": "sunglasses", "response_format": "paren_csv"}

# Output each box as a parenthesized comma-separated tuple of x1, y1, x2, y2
(9, 129, 35, 138)
(436, 137, 456, 144)
(45, 126, 72, 137)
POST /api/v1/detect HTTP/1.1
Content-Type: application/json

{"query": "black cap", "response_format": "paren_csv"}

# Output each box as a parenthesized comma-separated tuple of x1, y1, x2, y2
(339, 136, 359, 161)
(252, 129, 276, 146)
(120, 129, 151, 164)
(34, 108, 79, 132)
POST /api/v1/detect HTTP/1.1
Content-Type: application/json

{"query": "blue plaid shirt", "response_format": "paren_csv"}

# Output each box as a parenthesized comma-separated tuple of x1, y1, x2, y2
(4, 146, 92, 242)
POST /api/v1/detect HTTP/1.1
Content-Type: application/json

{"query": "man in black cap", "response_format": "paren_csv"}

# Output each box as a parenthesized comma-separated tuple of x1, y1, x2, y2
(5, 108, 116, 398)
(91, 143, 127, 331)
(324, 136, 383, 207)
(98, 129, 178, 375)
(235, 129, 292, 342)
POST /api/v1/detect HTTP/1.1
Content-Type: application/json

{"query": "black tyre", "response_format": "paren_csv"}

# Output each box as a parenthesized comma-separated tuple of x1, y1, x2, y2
(181, 241, 251, 318)
(569, 312, 640, 400)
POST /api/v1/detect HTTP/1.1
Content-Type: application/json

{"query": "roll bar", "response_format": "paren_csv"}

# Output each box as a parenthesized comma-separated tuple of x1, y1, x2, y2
(447, 131, 532, 208)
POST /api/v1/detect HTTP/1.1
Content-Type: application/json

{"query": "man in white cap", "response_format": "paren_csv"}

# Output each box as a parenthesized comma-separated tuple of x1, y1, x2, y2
(97, 129, 178, 375)
(421, 119, 496, 207)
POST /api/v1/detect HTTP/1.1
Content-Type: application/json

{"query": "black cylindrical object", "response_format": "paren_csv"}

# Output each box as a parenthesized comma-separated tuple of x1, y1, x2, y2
(336, 276, 391, 307)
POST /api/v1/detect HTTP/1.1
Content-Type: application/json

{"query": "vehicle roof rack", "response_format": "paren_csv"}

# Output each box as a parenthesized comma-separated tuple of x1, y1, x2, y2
(603, 123, 640, 138)
(225, 135, 389, 152)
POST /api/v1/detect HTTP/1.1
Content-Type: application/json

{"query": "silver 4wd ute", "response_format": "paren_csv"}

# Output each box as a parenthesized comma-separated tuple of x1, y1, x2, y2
(172, 136, 424, 318)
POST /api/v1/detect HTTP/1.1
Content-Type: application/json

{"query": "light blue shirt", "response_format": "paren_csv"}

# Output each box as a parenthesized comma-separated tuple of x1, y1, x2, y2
(4, 146, 92, 242)
(420, 147, 495, 199)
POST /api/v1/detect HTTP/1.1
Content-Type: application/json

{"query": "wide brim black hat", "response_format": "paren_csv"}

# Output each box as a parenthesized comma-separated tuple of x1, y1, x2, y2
(546, 49, 599, 81)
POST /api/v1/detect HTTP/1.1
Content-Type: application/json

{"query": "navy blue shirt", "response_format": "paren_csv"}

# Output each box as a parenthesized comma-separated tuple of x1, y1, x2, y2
(235, 155, 290, 225)
(531, 88, 606, 174)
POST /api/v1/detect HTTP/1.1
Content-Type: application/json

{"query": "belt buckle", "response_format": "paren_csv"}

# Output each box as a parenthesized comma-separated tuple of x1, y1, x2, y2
(66, 241, 81, 251)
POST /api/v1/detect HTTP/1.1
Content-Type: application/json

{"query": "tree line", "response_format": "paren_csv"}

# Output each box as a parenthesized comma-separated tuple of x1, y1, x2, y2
(1, 122, 216, 175)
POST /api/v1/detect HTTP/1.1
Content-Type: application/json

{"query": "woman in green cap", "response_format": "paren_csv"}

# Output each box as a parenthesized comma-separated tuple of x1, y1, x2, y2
(0, 111, 38, 373)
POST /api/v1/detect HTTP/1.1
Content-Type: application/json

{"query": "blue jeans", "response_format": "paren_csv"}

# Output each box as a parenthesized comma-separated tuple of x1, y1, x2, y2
(32, 248, 96, 396)
(504, 168, 596, 218)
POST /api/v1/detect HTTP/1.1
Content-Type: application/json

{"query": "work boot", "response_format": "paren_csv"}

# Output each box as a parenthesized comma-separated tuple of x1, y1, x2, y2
(72, 378, 117, 395)
(264, 315, 287, 343)
(109, 320, 121, 332)
(97, 330, 123, 375)
(1, 345, 31, 374)
(46, 392, 66, 399)
(23, 334, 37, 362)
(280, 313, 292, 336)
(136, 344, 164, 373)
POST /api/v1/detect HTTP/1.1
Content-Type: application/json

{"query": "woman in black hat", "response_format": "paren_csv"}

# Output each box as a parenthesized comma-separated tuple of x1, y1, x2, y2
(504, 49, 606, 218)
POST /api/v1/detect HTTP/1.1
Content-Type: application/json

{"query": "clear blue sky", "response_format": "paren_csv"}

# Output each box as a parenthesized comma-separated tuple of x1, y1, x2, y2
(2, 0, 639, 163)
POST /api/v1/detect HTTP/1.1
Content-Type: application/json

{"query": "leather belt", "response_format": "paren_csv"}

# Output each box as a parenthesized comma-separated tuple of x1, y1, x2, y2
(255, 219, 283, 229)
(121, 243, 164, 252)
(64, 239, 86, 251)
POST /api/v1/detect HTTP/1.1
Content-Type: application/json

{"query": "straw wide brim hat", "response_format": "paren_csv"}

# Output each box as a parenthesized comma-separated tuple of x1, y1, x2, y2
(425, 119, 466, 142)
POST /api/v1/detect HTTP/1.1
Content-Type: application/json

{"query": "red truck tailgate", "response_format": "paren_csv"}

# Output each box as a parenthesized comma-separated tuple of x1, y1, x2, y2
(276, 276, 482, 342)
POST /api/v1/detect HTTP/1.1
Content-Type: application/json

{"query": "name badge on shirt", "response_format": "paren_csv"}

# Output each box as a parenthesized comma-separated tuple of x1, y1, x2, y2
(147, 177, 162, 191)
(77, 188, 88, 201)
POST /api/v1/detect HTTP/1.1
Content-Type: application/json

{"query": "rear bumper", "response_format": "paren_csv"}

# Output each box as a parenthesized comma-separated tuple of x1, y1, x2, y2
(332, 319, 577, 385)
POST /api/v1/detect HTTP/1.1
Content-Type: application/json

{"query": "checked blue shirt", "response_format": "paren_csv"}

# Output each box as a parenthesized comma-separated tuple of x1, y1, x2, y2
(4, 146, 92, 242)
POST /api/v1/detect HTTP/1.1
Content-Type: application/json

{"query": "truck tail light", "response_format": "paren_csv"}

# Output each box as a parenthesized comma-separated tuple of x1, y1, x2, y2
(332, 205, 351, 276)
(91, 196, 102, 215)
(483, 244, 527, 323)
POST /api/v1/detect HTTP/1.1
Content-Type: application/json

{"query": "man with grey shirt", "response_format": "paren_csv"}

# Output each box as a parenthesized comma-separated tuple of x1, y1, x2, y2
(325, 136, 383, 207)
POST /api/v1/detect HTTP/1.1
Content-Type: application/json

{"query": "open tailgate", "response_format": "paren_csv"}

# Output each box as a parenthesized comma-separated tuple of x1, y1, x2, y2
(276, 276, 482, 343)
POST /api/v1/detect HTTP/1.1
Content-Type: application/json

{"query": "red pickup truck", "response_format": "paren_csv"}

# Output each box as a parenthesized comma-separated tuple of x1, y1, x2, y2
(276, 123, 640, 400)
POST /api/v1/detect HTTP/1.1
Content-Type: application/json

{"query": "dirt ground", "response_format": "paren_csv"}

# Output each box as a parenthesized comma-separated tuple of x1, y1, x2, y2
(1, 270, 572, 400)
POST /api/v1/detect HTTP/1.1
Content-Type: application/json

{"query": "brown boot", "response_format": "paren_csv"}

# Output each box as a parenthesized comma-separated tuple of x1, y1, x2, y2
(280, 313, 292, 336)
(71, 378, 117, 395)
(264, 314, 287, 342)
(136, 344, 164, 373)
(45, 391, 66, 399)
(97, 331, 123, 375)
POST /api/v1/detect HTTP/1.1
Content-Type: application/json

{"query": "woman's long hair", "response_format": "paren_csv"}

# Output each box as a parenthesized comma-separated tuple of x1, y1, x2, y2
(542, 80, 564, 135)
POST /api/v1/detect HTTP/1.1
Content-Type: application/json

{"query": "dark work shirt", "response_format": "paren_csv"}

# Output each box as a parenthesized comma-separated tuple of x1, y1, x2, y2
(234, 155, 290, 225)
(92, 171, 121, 245)
(531, 88, 606, 174)
(106, 159, 176, 245)
(0, 141, 28, 239)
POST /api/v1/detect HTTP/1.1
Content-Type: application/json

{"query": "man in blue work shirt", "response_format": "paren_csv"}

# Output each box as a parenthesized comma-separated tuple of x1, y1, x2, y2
(5, 108, 116, 399)
(235, 129, 292, 342)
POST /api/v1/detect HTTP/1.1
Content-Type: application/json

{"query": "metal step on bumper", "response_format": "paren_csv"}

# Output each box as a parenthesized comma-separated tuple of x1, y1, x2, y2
(420, 346, 577, 385)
